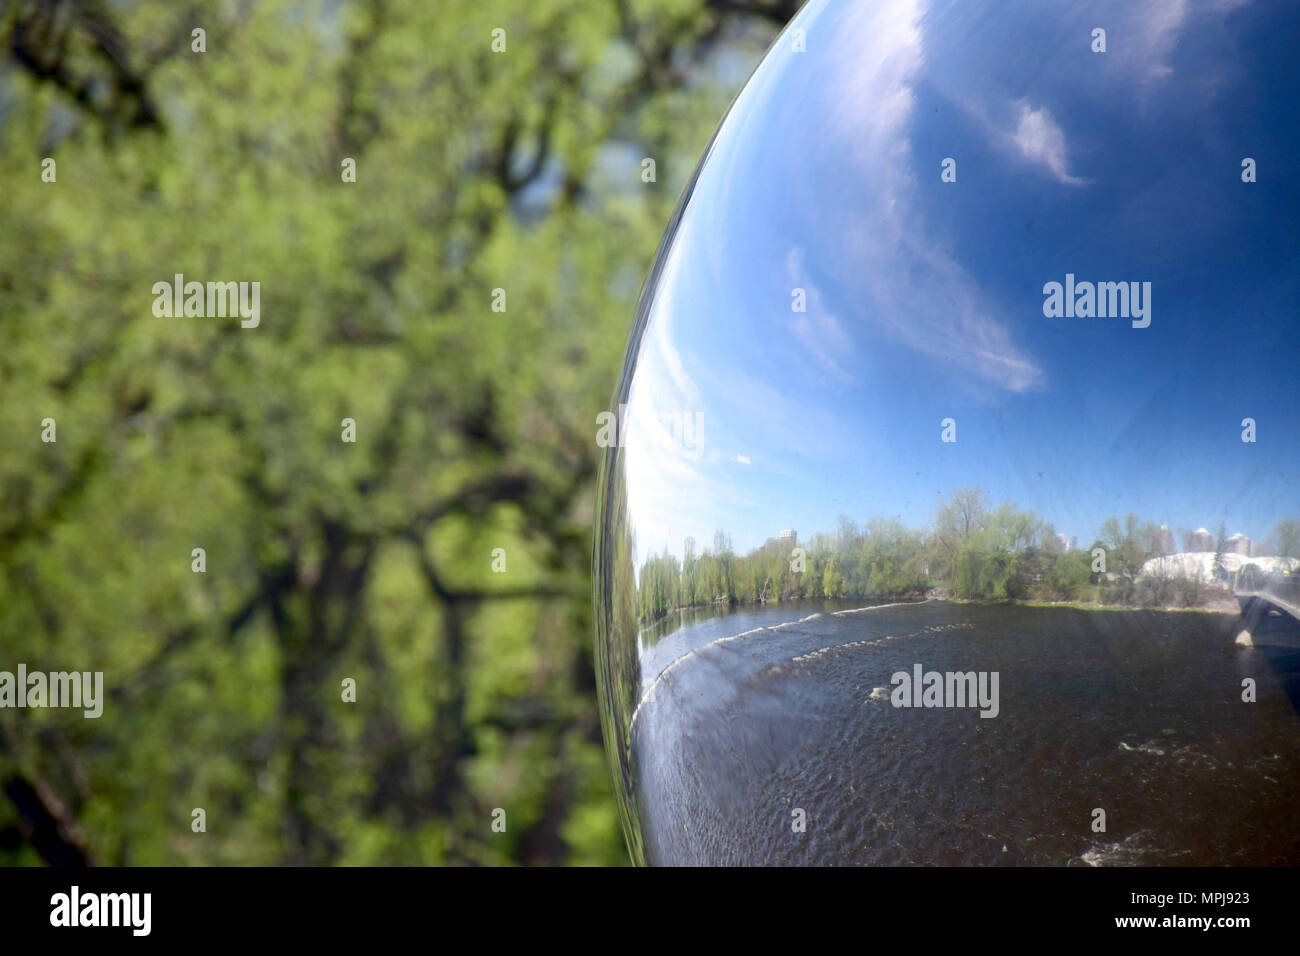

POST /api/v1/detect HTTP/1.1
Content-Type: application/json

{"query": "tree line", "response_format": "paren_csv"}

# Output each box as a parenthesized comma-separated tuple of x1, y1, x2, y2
(636, 488, 1300, 621)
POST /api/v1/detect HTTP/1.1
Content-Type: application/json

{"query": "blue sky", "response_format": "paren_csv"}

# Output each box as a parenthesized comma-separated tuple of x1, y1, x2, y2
(617, 0, 1300, 562)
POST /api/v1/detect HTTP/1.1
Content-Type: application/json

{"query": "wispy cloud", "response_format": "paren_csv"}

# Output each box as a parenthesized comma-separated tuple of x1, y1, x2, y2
(807, 0, 1045, 393)
(620, 242, 755, 560)
(1113, 0, 1252, 84)
(1133, 0, 1189, 79)
(785, 247, 855, 382)
(1012, 102, 1088, 186)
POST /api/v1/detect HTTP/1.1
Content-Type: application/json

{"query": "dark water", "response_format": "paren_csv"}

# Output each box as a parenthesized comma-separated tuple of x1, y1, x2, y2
(631, 600, 1300, 865)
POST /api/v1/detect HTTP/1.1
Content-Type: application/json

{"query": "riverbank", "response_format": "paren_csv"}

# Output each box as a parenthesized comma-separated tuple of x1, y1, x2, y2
(642, 593, 1242, 627)
(946, 597, 1240, 615)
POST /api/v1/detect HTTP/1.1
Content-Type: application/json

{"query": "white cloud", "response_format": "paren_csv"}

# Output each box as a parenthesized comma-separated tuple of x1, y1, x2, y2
(1135, 0, 1189, 79)
(802, 0, 1045, 393)
(1113, 0, 1252, 83)
(1012, 102, 1087, 186)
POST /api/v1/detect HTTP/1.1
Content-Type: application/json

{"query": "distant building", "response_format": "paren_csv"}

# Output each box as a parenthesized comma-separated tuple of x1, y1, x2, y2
(1053, 532, 1070, 552)
(1155, 525, 1176, 556)
(778, 529, 797, 546)
(1224, 533, 1252, 557)
(1185, 528, 1216, 552)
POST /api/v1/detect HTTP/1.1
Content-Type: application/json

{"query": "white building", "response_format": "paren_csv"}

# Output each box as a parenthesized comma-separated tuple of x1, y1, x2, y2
(1224, 533, 1253, 557)
(1141, 552, 1298, 584)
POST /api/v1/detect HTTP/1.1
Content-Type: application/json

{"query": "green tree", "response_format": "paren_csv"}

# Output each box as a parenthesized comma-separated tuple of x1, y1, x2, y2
(0, 0, 798, 866)
(1274, 520, 1300, 559)
(822, 555, 844, 598)
(1213, 521, 1228, 581)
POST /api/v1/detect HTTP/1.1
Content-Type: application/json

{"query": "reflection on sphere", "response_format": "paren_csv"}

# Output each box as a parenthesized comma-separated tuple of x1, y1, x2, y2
(594, 0, 1300, 866)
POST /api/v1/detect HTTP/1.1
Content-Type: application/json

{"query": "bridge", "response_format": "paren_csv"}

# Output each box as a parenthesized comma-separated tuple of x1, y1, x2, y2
(1235, 570, 1300, 647)
(1237, 589, 1300, 622)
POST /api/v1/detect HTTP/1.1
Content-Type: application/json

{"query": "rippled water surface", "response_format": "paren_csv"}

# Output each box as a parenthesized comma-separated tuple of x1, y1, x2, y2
(632, 601, 1300, 865)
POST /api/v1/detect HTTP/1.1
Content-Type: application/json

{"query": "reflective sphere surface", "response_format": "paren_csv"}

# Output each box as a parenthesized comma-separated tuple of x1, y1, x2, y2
(595, 0, 1300, 865)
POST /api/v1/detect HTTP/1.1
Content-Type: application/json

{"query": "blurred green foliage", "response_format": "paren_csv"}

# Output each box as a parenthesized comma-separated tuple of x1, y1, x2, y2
(0, 0, 794, 865)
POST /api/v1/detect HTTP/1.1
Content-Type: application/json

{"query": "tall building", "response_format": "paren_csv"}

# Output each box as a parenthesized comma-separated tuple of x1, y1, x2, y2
(1155, 525, 1176, 555)
(1185, 528, 1216, 552)
(778, 529, 797, 546)
(1224, 533, 1252, 557)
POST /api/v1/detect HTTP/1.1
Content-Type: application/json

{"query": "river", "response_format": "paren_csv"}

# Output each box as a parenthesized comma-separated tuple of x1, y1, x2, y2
(630, 599, 1300, 865)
